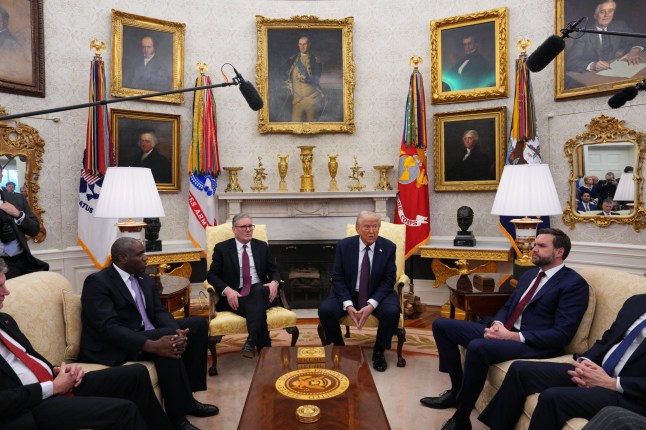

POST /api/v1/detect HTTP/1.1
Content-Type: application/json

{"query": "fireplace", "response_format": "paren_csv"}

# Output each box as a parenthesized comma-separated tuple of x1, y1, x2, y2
(271, 240, 337, 309)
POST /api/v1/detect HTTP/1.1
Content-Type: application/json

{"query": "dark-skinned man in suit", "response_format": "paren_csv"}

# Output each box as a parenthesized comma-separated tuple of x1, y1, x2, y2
(318, 211, 400, 372)
(79, 237, 218, 430)
(420, 228, 589, 430)
(207, 213, 281, 358)
(479, 293, 646, 430)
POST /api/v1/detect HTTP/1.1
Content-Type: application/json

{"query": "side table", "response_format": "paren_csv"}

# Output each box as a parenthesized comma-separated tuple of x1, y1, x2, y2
(156, 275, 191, 317)
(445, 273, 513, 321)
(146, 248, 203, 280)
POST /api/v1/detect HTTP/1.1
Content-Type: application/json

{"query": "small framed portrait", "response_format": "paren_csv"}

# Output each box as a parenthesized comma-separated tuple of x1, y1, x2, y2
(430, 7, 508, 104)
(111, 10, 185, 104)
(433, 107, 507, 192)
(110, 109, 180, 192)
(256, 15, 355, 134)
(0, 0, 44, 97)
(556, 0, 646, 100)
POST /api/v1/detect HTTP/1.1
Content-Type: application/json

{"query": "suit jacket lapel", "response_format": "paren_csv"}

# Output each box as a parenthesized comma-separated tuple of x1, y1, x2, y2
(369, 238, 383, 291)
(349, 236, 360, 290)
(528, 267, 565, 305)
(250, 239, 265, 280)
(228, 239, 240, 286)
(108, 265, 137, 308)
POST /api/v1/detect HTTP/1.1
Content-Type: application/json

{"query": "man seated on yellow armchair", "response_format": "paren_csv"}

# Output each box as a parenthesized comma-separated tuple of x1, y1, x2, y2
(318, 211, 400, 372)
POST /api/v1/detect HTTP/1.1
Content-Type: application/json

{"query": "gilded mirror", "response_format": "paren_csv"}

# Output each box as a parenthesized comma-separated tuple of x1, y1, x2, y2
(563, 115, 645, 231)
(0, 106, 46, 242)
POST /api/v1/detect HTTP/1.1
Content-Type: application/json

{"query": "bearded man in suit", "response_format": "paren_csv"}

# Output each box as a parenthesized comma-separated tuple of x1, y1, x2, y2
(79, 237, 218, 430)
(207, 213, 281, 358)
(318, 211, 400, 372)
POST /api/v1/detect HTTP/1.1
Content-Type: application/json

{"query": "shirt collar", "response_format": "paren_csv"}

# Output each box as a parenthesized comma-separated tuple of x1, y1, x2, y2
(542, 263, 565, 280)
(113, 264, 133, 285)
(235, 238, 251, 251)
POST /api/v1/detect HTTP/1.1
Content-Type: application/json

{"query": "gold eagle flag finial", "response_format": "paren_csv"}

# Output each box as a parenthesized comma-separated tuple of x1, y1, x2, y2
(196, 62, 209, 75)
(409, 56, 423, 70)
(90, 39, 106, 58)
(517, 39, 532, 57)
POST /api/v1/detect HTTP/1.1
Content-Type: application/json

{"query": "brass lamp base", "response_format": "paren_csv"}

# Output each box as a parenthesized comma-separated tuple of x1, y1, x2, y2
(115, 220, 147, 232)
(510, 216, 542, 264)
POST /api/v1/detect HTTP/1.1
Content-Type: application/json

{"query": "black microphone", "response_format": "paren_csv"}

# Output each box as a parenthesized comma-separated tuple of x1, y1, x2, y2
(608, 80, 646, 108)
(526, 17, 585, 73)
(232, 66, 264, 111)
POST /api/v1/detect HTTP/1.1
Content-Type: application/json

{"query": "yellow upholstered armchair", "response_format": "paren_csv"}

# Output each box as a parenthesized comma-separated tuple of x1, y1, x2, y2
(204, 223, 299, 375)
(317, 221, 410, 367)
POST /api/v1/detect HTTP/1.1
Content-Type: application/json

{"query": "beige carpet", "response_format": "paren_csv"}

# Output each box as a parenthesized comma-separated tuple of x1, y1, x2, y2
(188, 328, 488, 430)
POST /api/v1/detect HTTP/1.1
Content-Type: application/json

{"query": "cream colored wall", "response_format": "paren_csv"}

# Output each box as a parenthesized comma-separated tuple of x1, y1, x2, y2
(1, 0, 644, 277)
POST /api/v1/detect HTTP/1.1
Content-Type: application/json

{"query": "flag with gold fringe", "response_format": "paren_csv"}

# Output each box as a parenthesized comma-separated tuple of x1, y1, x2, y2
(77, 47, 118, 268)
(188, 71, 220, 249)
(394, 68, 430, 259)
(500, 52, 547, 253)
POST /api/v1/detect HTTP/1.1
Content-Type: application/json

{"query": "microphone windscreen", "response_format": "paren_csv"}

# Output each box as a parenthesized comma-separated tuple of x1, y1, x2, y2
(526, 35, 565, 73)
(239, 80, 264, 111)
(608, 92, 628, 109)
(623, 86, 639, 101)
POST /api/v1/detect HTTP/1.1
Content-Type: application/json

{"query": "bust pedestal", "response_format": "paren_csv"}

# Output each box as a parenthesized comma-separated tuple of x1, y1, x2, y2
(454, 231, 476, 247)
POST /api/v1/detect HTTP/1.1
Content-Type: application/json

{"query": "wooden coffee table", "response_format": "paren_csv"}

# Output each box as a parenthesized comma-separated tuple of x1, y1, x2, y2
(238, 345, 390, 429)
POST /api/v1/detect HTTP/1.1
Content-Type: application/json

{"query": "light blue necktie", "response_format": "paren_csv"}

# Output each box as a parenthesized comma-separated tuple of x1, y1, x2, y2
(130, 275, 155, 330)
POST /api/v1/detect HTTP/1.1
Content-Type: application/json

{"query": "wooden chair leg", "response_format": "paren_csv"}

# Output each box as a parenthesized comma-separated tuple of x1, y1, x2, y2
(344, 325, 351, 338)
(208, 335, 223, 376)
(317, 323, 327, 346)
(396, 327, 406, 367)
(285, 326, 300, 346)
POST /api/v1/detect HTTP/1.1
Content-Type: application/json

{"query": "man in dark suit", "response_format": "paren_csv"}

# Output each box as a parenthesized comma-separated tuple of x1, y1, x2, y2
(446, 130, 493, 182)
(420, 228, 589, 430)
(79, 237, 218, 430)
(445, 34, 495, 91)
(132, 131, 172, 183)
(577, 191, 598, 212)
(565, 0, 643, 73)
(123, 35, 172, 92)
(479, 294, 646, 430)
(0, 258, 174, 430)
(0, 166, 49, 279)
(318, 211, 400, 372)
(207, 213, 281, 358)
(598, 198, 620, 216)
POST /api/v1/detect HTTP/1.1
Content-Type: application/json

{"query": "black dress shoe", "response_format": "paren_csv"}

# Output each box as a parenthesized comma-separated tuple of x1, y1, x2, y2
(241, 340, 255, 359)
(172, 417, 200, 430)
(372, 350, 388, 372)
(420, 390, 457, 409)
(188, 399, 219, 417)
(441, 417, 472, 430)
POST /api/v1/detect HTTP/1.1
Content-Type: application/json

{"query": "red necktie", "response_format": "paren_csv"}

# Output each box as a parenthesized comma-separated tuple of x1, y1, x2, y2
(0, 330, 53, 383)
(240, 245, 252, 297)
(358, 246, 370, 308)
(505, 271, 546, 330)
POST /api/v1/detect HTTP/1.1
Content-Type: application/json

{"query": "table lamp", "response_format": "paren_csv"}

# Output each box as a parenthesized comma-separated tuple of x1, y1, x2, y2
(491, 164, 562, 276)
(93, 167, 165, 240)
(613, 172, 634, 210)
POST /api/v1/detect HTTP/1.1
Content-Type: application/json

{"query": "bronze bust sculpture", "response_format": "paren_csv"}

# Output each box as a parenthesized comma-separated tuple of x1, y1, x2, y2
(454, 206, 476, 246)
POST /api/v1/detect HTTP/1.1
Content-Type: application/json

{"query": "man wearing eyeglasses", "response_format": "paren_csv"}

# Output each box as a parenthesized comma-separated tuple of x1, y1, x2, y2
(318, 211, 400, 372)
(207, 213, 281, 358)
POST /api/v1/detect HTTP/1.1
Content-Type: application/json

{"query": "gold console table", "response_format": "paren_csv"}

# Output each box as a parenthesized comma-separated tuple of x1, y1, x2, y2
(146, 248, 203, 279)
(419, 239, 513, 287)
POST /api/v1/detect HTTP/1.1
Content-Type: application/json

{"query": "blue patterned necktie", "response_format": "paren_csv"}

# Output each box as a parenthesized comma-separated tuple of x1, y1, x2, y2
(602, 318, 646, 375)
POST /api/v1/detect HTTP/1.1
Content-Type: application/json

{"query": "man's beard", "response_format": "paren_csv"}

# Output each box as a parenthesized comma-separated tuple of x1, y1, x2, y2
(531, 252, 554, 268)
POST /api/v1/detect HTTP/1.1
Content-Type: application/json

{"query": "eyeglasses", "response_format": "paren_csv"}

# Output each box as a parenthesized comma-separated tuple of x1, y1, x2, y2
(235, 224, 255, 231)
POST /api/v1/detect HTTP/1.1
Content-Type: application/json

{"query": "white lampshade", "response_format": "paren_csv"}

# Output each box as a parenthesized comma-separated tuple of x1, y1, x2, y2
(613, 172, 634, 201)
(491, 164, 562, 216)
(94, 167, 165, 219)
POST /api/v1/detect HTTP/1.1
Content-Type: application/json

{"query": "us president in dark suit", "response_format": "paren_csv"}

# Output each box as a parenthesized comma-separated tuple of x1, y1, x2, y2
(479, 293, 646, 430)
(0, 167, 49, 279)
(420, 228, 589, 430)
(318, 211, 400, 372)
(565, 0, 644, 74)
(0, 258, 174, 430)
(206, 213, 281, 358)
(79, 237, 218, 430)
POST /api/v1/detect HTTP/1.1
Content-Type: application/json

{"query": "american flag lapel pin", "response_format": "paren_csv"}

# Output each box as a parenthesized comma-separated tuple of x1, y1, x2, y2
(379, 248, 383, 253)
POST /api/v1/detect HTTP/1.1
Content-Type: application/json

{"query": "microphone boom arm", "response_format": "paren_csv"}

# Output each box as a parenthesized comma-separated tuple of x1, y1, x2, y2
(572, 28, 646, 39)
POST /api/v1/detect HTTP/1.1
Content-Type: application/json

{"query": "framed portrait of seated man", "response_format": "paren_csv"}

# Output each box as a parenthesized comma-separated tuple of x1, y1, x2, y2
(430, 7, 508, 104)
(556, 0, 646, 100)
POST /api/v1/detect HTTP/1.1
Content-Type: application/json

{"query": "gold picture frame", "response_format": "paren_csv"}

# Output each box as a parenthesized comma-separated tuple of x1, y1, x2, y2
(430, 7, 508, 104)
(255, 15, 355, 134)
(110, 109, 181, 192)
(111, 10, 185, 104)
(555, 0, 646, 101)
(433, 107, 507, 191)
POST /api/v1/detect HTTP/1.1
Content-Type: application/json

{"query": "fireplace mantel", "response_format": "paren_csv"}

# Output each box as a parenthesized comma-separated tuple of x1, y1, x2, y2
(216, 191, 398, 241)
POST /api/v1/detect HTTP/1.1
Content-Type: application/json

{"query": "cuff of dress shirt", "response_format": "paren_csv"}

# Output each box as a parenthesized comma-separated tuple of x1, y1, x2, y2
(368, 298, 378, 309)
(41, 381, 53, 399)
(342, 300, 353, 311)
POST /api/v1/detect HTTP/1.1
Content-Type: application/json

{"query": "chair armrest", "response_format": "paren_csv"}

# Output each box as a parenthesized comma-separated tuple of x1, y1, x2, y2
(277, 280, 292, 310)
(204, 281, 219, 319)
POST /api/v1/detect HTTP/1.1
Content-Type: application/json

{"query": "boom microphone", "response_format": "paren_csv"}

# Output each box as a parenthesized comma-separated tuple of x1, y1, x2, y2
(526, 16, 585, 73)
(232, 66, 264, 111)
(608, 80, 646, 108)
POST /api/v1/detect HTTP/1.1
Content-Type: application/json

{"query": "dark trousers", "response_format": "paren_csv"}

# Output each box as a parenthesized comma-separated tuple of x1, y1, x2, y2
(432, 318, 561, 420)
(29, 364, 173, 430)
(138, 316, 208, 420)
(318, 290, 400, 351)
(3, 252, 49, 280)
(218, 282, 275, 348)
(479, 361, 646, 430)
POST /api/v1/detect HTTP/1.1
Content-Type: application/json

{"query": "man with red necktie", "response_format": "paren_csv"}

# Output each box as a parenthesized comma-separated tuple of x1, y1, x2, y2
(0, 258, 174, 430)
(420, 228, 589, 430)
(207, 213, 281, 359)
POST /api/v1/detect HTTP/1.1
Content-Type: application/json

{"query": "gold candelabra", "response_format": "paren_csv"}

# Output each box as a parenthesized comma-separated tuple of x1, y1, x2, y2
(348, 156, 365, 191)
(250, 157, 268, 192)
(298, 146, 316, 192)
